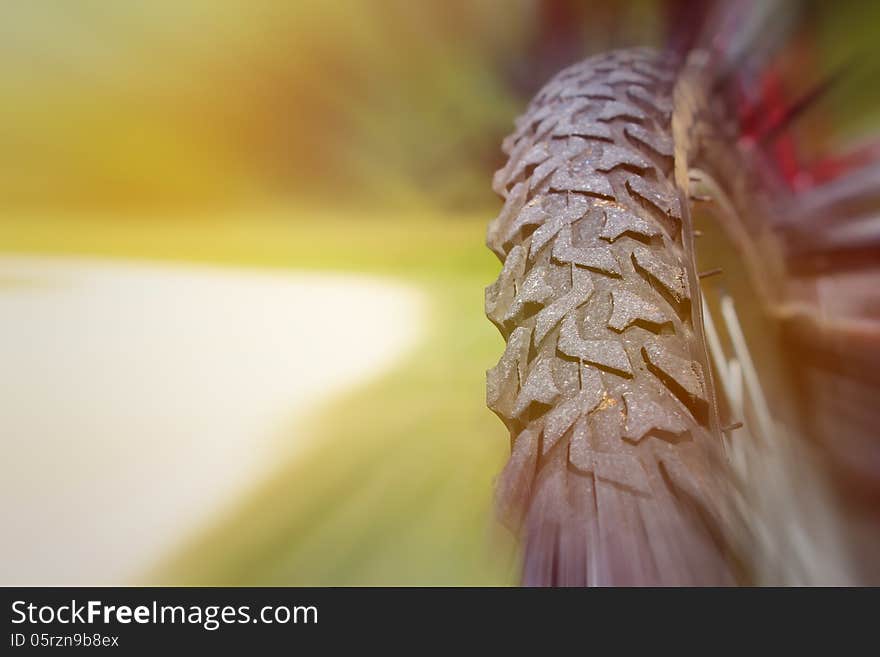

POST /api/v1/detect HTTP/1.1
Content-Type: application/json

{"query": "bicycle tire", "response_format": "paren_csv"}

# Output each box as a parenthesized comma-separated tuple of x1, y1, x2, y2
(485, 48, 739, 586)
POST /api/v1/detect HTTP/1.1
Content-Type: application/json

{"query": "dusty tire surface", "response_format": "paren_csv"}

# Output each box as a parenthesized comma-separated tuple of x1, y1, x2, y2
(486, 48, 738, 586)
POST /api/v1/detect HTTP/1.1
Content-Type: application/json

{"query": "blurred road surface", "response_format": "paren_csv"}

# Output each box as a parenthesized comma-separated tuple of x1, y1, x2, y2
(0, 255, 423, 585)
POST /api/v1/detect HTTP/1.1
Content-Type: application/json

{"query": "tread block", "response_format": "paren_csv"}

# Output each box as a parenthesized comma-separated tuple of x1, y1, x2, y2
(503, 264, 555, 322)
(530, 194, 591, 254)
(508, 105, 548, 145)
(596, 100, 647, 122)
(608, 288, 671, 331)
(495, 196, 547, 251)
(626, 175, 682, 220)
(595, 144, 652, 172)
(552, 224, 621, 276)
(606, 69, 654, 86)
(632, 60, 675, 83)
(485, 245, 527, 329)
(549, 165, 615, 198)
(534, 114, 562, 142)
(567, 416, 593, 468)
(532, 98, 593, 134)
(530, 156, 564, 190)
(625, 124, 673, 159)
(592, 60, 617, 73)
(487, 181, 529, 258)
(501, 132, 523, 157)
(568, 119, 615, 141)
(551, 353, 581, 397)
(513, 355, 561, 417)
(534, 78, 568, 103)
(558, 314, 633, 376)
(600, 206, 661, 242)
(542, 383, 604, 454)
(492, 138, 531, 196)
(552, 119, 614, 141)
(533, 265, 594, 344)
(562, 135, 599, 160)
(528, 102, 555, 125)
(622, 390, 688, 442)
(496, 142, 552, 191)
(631, 246, 690, 304)
(628, 85, 673, 116)
(487, 326, 532, 418)
(642, 340, 707, 406)
(560, 82, 616, 100)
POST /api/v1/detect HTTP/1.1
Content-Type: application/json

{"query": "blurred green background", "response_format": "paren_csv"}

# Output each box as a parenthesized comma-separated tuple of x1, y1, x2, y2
(2, 0, 878, 585)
